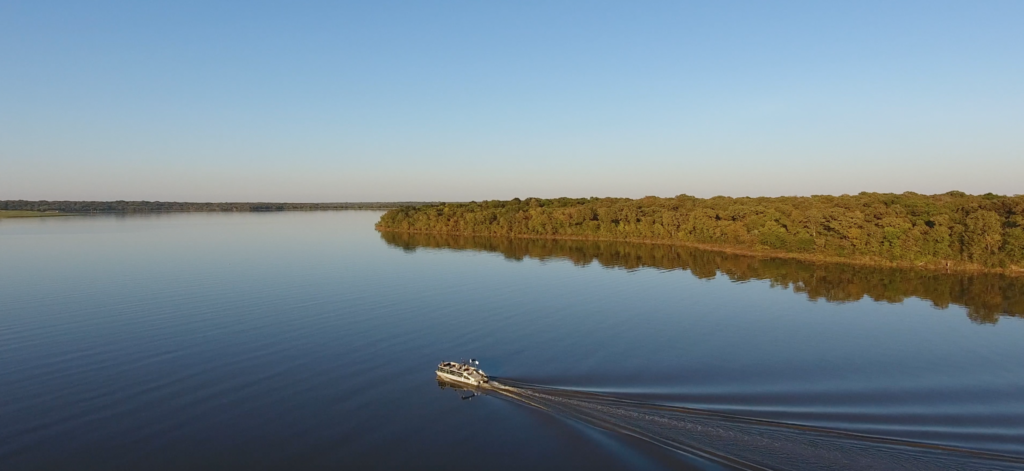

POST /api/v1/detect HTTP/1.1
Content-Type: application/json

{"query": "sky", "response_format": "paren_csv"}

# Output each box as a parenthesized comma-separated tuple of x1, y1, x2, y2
(2, 1, 1022, 202)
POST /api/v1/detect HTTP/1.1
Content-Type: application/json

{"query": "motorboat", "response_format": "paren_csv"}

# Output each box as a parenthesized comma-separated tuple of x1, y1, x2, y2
(436, 359, 488, 386)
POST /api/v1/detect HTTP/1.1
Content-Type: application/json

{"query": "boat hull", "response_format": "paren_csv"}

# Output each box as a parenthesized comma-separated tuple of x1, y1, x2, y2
(436, 370, 484, 386)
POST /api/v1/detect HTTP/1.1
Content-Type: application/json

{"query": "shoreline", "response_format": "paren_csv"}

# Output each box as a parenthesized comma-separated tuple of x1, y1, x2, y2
(375, 227, 1024, 276)
(0, 208, 393, 218)
(0, 210, 77, 219)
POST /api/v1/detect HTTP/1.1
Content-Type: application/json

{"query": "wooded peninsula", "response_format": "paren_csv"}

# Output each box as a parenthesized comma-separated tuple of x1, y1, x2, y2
(376, 192, 1024, 272)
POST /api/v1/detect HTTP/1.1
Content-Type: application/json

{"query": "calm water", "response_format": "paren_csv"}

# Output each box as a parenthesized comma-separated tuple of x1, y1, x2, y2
(2, 211, 1023, 470)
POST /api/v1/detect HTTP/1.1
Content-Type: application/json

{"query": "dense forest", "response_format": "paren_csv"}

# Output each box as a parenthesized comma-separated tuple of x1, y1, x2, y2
(1, 200, 425, 213)
(376, 192, 1024, 271)
(382, 231, 1024, 324)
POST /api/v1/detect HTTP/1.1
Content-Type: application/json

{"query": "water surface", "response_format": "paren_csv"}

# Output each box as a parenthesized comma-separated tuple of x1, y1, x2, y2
(2, 212, 1023, 470)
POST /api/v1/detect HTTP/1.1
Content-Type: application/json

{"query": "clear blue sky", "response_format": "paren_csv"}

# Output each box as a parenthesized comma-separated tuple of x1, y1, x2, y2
(2, 1, 1022, 202)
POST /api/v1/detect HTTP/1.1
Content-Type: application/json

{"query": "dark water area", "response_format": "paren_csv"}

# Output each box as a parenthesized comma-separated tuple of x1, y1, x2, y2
(3, 212, 1024, 470)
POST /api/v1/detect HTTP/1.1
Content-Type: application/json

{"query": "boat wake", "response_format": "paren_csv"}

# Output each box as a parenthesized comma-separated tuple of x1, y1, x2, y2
(483, 379, 1024, 471)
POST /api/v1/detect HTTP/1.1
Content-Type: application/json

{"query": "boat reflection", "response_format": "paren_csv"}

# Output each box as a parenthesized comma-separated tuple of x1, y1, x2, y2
(382, 231, 1024, 324)
(436, 378, 484, 401)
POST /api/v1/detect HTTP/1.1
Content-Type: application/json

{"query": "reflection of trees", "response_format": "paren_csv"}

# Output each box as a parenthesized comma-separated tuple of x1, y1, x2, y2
(381, 232, 1024, 324)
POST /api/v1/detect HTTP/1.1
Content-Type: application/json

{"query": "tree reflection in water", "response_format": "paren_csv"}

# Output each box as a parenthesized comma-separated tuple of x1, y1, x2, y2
(381, 232, 1024, 324)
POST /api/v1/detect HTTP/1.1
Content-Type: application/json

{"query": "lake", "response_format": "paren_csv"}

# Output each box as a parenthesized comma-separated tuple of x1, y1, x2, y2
(2, 211, 1023, 470)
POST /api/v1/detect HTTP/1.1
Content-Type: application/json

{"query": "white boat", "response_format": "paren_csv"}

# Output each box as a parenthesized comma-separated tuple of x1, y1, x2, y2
(436, 359, 488, 386)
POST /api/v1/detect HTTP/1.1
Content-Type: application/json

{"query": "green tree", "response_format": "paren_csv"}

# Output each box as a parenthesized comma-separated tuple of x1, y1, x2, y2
(964, 210, 1003, 263)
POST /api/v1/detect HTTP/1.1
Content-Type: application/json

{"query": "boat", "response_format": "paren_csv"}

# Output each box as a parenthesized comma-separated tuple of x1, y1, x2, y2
(436, 359, 488, 386)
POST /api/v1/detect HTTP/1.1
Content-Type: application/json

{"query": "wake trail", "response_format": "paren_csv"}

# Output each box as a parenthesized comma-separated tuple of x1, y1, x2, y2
(485, 379, 1024, 471)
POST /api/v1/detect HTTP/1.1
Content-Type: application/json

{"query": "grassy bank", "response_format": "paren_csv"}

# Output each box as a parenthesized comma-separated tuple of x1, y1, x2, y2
(377, 228, 1022, 275)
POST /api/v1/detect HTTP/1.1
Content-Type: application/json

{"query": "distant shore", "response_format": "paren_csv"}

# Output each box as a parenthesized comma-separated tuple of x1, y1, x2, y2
(0, 200, 428, 214)
(0, 210, 77, 219)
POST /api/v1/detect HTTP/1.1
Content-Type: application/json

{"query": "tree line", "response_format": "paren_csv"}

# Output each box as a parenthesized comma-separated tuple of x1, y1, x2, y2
(1, 200, 427, 213)
(376, 192, 1024, 271)
(381, 231, 1024, 324)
